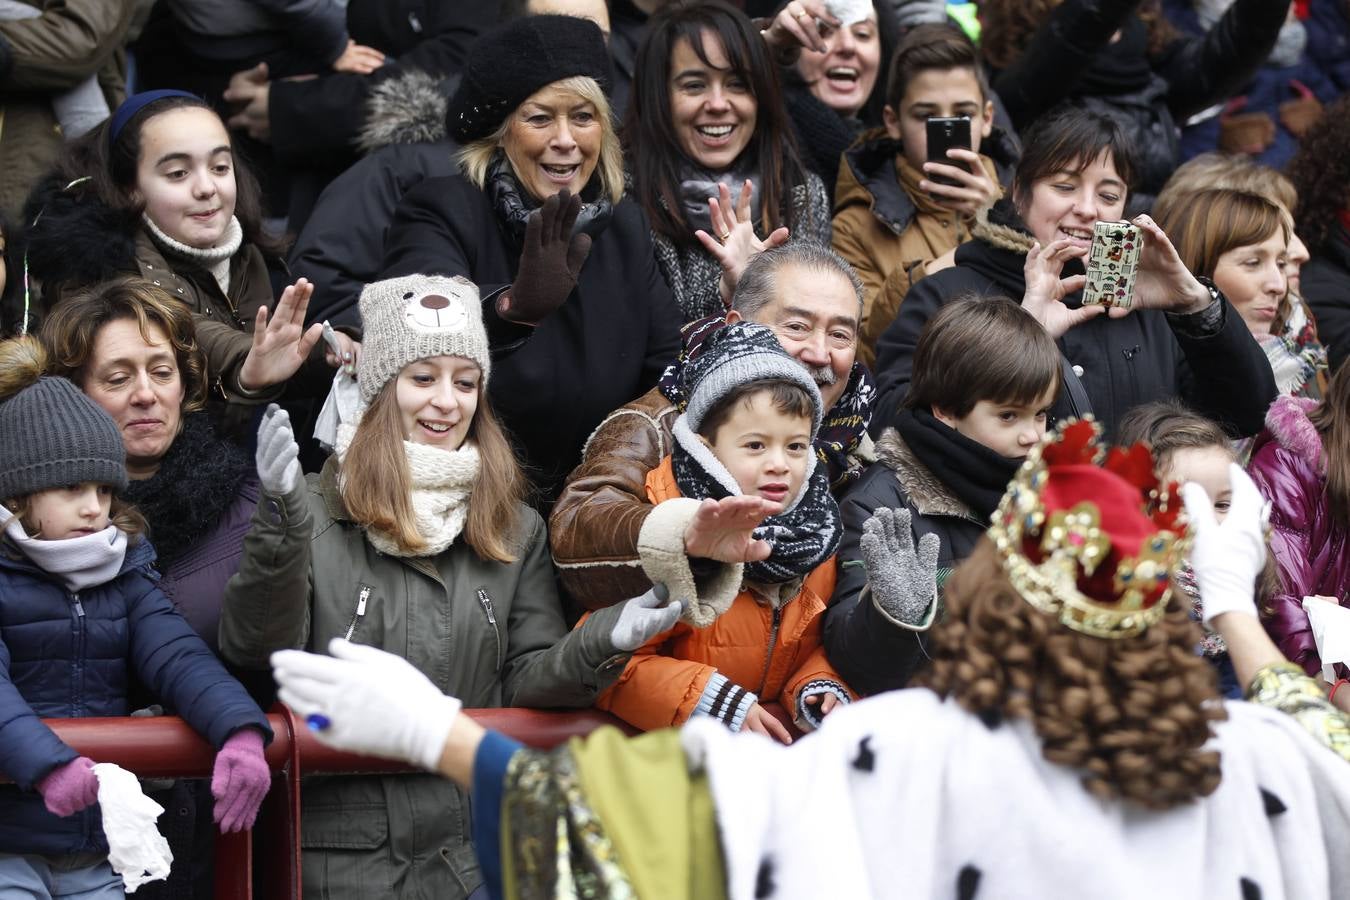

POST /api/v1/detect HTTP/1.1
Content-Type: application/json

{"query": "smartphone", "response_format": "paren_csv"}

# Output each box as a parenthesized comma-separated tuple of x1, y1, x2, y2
(925, 116, 972, 187)
(1082, 221, 1142, 309)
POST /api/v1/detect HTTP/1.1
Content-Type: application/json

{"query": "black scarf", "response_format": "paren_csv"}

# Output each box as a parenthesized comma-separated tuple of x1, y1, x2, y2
(1075, 18, 1153, 98)
(658, 314, 876, 490)
(485, 151, 613, 247)
(121, 412, 254, 565)
(671, 417, 841, 585)
(894, 408, 1022, 521)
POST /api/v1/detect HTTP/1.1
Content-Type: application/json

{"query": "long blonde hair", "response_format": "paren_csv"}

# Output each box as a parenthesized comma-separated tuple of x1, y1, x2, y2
(339, 377, 527, 562)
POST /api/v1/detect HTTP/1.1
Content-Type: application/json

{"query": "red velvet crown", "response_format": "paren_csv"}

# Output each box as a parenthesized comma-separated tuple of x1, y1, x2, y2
(989, 419, 1188, 639)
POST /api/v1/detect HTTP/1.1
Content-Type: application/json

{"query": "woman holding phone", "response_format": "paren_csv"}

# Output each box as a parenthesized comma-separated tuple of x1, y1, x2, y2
(869, 103, 1277, 441)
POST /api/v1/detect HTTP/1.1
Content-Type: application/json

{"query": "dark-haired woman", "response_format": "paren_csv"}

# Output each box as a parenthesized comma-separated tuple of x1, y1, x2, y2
(626, 0, 831, 321)
(871, 104, 1277, 441)
(23, 91, 347, 406)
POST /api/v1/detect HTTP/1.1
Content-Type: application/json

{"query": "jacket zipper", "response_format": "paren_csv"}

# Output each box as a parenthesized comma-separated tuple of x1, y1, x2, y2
(755, 606, 783, 697)
(343, 585, 372, 641)
(477, 588, 503, 672)
(71, 593, 85, 715)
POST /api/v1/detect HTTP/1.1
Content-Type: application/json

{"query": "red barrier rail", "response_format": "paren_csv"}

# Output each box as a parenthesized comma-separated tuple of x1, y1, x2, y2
(25, 707, 636, 899)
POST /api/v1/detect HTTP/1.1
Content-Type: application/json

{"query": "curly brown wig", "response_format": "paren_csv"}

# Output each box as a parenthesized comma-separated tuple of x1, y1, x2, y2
(916, 539, 1226, 811)
(1287, 94, 1350, 255)
(980, 0, 1177, 72)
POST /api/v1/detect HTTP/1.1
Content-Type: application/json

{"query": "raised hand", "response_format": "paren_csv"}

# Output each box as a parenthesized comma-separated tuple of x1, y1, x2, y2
(921, 148, 1000, 217)
(237, 279, 324, 392)
(1180, 463, 1268, 625)
(859, 507, 940, 627)
(256, 404, 301, 496)
(224, 63, 271, 142)
(761, 0, 839, 55)
(683, 495, 780, 562)
(610, 583, 684, 650)
(499, 189, 593, 325)
(695, 180, 791, 305)
(1022, 239, 1104, 338)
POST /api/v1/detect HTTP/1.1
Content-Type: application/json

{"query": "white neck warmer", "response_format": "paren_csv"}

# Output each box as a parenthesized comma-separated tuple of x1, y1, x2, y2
(334, 422, 481, 558)
(143, 213, 244, 296)
(0, 505, 129, 592)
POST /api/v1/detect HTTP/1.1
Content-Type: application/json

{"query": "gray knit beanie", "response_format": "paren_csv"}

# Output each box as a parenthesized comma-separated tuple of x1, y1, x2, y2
(0, 376, 127, 500)
(682, 322, 823, 434)
(356, 274, 493, 405)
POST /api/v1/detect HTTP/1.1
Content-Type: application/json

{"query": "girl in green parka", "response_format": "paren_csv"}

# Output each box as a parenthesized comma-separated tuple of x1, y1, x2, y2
(218, 272, 681, 900)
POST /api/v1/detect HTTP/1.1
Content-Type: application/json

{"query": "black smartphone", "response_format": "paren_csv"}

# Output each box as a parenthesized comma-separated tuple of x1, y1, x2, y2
(926, 116, 973, 187)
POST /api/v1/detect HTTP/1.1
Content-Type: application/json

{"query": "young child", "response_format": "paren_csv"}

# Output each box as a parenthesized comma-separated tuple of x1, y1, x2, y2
(0, 336, 271, 897)
(831, 23, 1019, 366)
(825, 296, 1062, 696)
(593, 322, 853, 743)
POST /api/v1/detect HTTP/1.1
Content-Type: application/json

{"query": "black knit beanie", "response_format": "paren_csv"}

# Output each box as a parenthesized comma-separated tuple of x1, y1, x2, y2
(0, 376, 127, 501)
(446, 14, 613, 144)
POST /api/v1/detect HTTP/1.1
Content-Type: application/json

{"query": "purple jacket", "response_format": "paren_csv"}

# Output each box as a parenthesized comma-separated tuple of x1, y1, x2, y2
(1247, 395, 1350, 675)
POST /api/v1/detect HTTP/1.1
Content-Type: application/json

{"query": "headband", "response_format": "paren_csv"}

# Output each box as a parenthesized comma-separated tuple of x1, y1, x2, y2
(108, 90, 202, 147)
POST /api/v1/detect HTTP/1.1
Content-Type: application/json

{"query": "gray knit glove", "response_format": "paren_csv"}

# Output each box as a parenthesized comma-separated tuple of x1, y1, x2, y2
(256, 404, 301, 496)
(860, 508, 939, 628)
(610, 583, 683, 652)
(887, 0, 949, 27)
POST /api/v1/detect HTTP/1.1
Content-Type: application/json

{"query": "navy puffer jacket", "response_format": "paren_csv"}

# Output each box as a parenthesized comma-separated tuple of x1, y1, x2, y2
(0, 537, 270, 856)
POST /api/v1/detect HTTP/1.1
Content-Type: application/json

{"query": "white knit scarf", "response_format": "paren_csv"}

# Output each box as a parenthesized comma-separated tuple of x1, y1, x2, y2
(334, 422, 480, 558)
(143, 214, 244, 296)
(0, 505, 129, 592)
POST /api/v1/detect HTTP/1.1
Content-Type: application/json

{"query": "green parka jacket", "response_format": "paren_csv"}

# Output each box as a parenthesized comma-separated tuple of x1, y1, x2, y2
(220, 459, 632, 899)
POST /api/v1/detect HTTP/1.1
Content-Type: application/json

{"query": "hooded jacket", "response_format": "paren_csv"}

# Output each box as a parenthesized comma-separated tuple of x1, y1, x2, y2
(1247, 395, 1350, 677)
(868, 201, 1279, 441)
(832, 126, 1019, 368)
(0, 536, 269, 856)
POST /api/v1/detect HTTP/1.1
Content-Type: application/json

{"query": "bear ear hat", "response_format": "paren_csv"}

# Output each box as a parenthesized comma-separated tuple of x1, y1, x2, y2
(989, 418, 1189, 641)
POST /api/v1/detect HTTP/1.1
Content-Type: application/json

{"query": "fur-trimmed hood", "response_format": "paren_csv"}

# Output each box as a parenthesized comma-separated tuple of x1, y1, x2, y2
(875, 427, 977, 521)
(356, 69, 457, 154)
(1262, 394, 1324, 469)
(971, 197, 1037, 255)
(22, 172, 140, 291)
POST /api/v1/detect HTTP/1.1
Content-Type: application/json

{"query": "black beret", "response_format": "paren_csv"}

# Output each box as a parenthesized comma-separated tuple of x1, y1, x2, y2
(446, 15, 614, 144)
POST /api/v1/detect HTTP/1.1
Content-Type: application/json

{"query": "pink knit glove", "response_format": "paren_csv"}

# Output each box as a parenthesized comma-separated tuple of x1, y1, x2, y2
(37, 756, 99, 817)
(211, 729, 270, 832)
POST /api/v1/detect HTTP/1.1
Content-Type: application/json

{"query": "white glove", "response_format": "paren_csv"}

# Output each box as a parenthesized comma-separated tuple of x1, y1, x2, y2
(256, 404, 301, 496)
(270, 639, 460, 771)
(610, 583, 683, 651)
(1180, 463, 1268, 625)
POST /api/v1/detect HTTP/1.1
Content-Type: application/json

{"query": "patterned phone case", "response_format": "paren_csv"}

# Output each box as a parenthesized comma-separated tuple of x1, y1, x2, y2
(1083, 221, 1141, 309)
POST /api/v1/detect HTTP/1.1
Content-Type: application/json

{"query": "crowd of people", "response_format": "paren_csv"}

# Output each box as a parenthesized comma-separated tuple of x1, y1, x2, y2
(0, 0, 1348, 898)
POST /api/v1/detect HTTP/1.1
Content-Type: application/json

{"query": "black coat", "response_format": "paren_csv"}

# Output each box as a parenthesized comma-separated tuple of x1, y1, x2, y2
(824, 428, 988, 697)
(869, 205, 1279, 440)
(1302, 226, 1350, 376)
(379, 174, 683, 500)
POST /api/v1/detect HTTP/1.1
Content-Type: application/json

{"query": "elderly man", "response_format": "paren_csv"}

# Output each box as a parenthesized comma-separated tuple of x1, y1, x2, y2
(551, 243, 875, 610)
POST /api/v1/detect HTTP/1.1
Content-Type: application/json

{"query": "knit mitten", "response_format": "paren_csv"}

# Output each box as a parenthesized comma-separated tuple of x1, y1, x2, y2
(256, 404, 301, 496)
(860, 507, 939, 628)
(37, 756, 99, 817)
(211, 729, 270, 833)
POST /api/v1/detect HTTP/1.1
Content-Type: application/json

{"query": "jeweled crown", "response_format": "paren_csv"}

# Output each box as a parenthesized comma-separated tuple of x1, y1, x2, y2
(989, 419, 1188, 639)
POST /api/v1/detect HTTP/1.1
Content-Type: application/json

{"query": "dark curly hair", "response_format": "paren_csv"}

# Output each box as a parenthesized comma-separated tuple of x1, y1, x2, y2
(980, 0, 1177, 72)
(915, 539, 1226, 810)
(1286, 94, 1350, 255)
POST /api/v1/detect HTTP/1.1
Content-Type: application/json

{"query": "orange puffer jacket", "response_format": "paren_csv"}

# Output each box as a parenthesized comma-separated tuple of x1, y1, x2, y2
(591, 457, 854, 732)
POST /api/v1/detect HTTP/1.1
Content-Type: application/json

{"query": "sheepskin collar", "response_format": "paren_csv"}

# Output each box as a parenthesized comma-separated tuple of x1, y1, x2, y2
(1263, 394, 1324, 469)
(971, 198, 1037, 254)
(875, 427, 977, 521)
(356, 69, 455, 154)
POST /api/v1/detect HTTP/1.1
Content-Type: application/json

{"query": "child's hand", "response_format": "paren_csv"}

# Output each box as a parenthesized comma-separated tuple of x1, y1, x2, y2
(860, 507, 939, 628)
(332, 40, 386, 75)
(37, 756, 99, 817)
(212, 729, 270, 833)
(683, 496, 779, 562)
(920, 148, 999, 217)
(804, 692, 841, 718)
(743, 703, 793, 744)
(237, 278, 324, 392)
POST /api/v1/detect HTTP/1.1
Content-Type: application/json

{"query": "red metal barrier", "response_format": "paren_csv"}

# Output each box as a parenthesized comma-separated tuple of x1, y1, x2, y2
(28, 707, 636, 899)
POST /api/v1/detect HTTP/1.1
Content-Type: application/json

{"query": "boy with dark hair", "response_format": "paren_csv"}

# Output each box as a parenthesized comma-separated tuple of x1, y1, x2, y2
(832, 23, 1020, 366)
(590, 322, 855, 742)
(824, 296, 1061, 695)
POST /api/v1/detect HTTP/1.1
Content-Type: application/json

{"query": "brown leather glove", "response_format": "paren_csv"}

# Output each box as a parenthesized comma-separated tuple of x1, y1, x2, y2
(499, 189, 593, 325)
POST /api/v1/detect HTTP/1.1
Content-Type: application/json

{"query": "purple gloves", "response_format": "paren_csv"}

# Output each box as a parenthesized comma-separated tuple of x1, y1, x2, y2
(37, 756, 100, 817)
(211, 728, 270, 832)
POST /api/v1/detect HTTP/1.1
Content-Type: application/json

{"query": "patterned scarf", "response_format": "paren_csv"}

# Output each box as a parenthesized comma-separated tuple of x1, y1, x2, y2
(659, 314, 875, 490)
(670, 414, 841, 584)
(485, 151, 613, 247)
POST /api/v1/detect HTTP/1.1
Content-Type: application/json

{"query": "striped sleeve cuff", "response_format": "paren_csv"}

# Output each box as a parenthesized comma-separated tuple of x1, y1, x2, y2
(694, 672, 757, 732)
(797, 680, 851, 731)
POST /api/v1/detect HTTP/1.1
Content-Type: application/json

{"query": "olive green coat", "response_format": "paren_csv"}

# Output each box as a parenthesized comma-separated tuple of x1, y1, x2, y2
(220, 460, 631, 899)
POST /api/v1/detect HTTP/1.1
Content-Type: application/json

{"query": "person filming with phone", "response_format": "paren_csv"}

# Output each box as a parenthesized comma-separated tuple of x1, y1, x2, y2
(831, 24, 1019, 366)
(870, 102, 1278, 442)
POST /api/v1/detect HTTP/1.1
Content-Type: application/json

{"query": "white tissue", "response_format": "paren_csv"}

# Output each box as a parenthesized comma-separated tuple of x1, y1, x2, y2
(92, 763, 173, 893)
(826, 0, 874, 25)
(314, 368, 362, 453)
(1301, 596, 1350, 684)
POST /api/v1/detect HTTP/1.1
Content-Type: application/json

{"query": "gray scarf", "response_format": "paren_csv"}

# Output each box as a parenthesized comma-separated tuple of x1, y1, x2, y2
(678, 162, 762, 235)
(1, 505, 129, 592)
